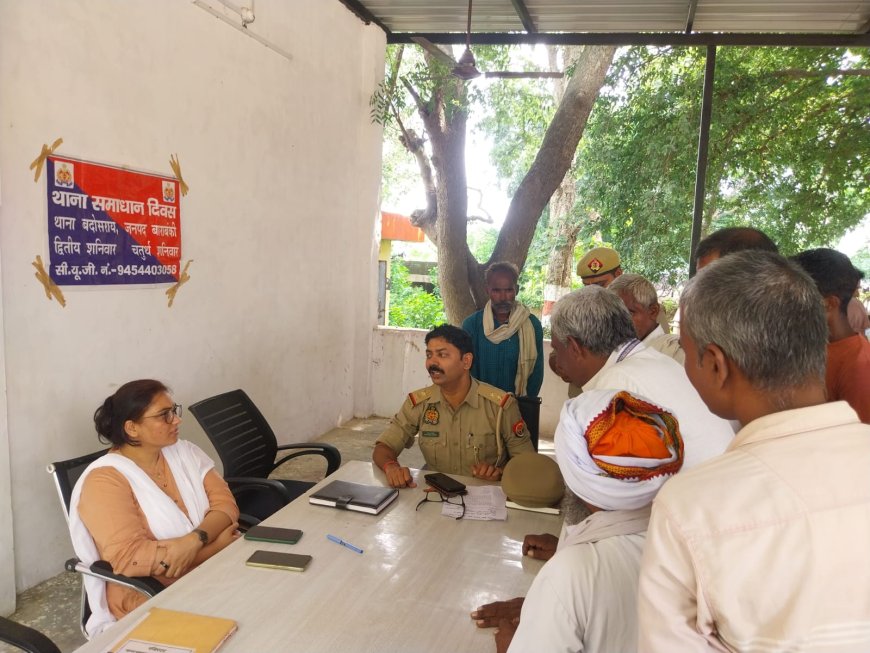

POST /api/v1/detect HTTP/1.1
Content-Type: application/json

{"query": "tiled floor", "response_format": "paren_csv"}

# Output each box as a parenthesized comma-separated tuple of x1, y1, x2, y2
(3, 417, 553, 652)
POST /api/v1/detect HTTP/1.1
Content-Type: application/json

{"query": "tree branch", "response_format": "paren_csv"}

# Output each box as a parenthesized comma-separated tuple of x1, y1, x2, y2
(401, 77, 429, 119)
(493, 46, 618, 268)
(385, 45, 404, 97)
(772, 68, 870, 79)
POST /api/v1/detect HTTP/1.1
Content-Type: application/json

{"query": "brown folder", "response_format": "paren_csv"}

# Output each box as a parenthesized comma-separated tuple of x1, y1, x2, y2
(110, 607, 237, 653)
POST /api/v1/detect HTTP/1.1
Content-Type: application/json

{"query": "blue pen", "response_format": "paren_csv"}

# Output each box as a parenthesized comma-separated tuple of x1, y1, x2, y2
(327, 533, 364, 554)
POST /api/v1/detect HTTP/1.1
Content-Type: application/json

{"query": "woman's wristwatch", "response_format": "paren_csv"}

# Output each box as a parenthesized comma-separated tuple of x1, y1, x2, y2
(193, 528, 208, 545)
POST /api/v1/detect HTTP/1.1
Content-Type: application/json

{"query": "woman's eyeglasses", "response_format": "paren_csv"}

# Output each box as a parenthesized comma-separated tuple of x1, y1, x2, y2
(142, 404, 182, 424)
(415, 488, 466, 520)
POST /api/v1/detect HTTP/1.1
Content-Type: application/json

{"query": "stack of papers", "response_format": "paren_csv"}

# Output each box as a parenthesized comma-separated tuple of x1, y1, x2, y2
(442, 485, 508, 520)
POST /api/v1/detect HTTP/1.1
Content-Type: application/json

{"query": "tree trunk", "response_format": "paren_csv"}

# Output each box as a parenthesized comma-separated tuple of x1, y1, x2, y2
(489, 46, 617, 274)
(542, 47, 584, 324)
(542, 178, 580, 324)
(397, 46, 617, 325)
(403, 70, 479, 323)
(429, 102, 478, 323)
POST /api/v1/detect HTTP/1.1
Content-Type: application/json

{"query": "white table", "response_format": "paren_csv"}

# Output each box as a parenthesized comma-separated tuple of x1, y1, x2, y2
(74, 461, 562, 653)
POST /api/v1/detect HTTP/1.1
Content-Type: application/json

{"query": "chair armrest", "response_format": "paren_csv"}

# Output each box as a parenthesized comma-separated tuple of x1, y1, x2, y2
(238, 513, 261, 530)
(273, 443, 341, 476)
(225, 476, 294, 504)
(65, 558, 163, 597)
(0, 616, 61, 653)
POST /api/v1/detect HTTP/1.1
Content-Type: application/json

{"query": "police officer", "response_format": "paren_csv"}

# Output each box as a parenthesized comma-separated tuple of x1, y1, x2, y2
(374, 324, 534, 489)
(576, 246, 623, 287)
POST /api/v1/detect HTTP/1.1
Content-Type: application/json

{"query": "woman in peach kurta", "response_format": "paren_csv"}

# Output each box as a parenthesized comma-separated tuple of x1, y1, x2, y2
(74, 379, 240, 629)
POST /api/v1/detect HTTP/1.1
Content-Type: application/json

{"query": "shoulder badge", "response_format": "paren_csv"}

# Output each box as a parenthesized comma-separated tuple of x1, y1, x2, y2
(478, 383, 514, 408)
(408, 386, 433, 408)
(512, 419, 527, 437)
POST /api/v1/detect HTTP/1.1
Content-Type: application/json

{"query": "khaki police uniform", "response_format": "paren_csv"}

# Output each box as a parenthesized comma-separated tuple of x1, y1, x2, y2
(377, 378, 534, 477)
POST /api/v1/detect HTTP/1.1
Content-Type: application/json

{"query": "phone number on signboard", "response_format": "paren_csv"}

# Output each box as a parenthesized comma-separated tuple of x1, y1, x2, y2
(111, 264, 178, 276)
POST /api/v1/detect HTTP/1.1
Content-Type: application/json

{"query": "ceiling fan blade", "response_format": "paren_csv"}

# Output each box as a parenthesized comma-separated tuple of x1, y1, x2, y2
(483, 71, 565, 79)
(411, 36, 456, 66)
(451, 0, 481, 80)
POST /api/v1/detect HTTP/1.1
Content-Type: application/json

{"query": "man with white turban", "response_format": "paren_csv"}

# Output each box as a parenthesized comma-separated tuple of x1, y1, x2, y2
(472, 285, 732, 633)
(489, 389, 684, 653)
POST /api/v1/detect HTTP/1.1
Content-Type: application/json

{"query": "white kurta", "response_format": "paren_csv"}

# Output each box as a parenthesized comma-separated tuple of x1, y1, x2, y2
(509, 531, 646, 653)
(642, 324, 685, 364)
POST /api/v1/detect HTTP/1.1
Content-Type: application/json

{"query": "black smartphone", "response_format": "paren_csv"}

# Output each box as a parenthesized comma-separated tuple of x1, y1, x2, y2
(245, 550, 312, 572)
(424, 473, 467, 496)
(243, 525, 302, 544)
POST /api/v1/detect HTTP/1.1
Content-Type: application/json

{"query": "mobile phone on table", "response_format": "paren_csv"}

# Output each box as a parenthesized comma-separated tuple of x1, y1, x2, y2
(424, 473, 467, 496)
(243, 525, 302, 544)
(245, 550, 312, 572)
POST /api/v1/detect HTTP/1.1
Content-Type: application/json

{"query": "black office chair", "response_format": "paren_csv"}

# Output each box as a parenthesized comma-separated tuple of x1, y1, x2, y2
(0, 617, 61, 653)
(47, 450, 165, 638)
(189, 389, 341, 520)
(517, 395, 542, 451)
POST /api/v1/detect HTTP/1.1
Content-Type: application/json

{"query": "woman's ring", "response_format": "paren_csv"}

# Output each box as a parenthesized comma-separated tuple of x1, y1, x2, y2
(159, 561, 170, 570)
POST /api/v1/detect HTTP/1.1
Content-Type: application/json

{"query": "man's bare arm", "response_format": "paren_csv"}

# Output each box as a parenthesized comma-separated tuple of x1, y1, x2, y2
(373, 442, 417, 488)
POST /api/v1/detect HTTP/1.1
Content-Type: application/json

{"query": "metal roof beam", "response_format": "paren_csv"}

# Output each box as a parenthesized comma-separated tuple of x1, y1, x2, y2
(509, 0, 537, 34)
(689, 45, 716, 278)
(685, 0, 699, 34)
(337, 0, 391, 35)
(387, 32, 870, 47)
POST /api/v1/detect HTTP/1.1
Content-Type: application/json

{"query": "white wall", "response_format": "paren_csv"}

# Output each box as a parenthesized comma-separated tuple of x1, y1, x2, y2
(371, 327, 570, 435)
(370, 327, 431, 416)
(0, 247, 12, 614)
(0, 0, 385, 600)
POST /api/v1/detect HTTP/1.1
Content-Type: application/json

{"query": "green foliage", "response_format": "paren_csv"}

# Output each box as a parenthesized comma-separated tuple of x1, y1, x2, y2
(517, 264, 546, 310)
(576, 46, 870, 283)
(475, 49, 558, 192)
(852, 245, 870, 277)
(378, 43, 869, 313)
(371, 44, 469, 132)
(525, 205, 553, 269)
(660, 297, 679, 324)
(380, 137, 421, 209)
(468, 225, 499, 261)
(388, 258, 446, 329)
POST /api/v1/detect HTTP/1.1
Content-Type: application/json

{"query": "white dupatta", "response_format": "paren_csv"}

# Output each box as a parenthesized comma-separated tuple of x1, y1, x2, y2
(68, 440, 214, 638)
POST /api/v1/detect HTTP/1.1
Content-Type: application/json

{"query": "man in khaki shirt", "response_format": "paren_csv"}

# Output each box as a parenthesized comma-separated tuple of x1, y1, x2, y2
(374, 324, 534, 488)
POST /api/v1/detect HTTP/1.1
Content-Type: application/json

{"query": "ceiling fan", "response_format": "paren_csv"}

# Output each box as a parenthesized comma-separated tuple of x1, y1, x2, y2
(412, 0, 563, 81)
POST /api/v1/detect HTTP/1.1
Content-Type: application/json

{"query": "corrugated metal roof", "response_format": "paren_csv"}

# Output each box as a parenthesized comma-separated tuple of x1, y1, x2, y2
(339, 0, 870, 43)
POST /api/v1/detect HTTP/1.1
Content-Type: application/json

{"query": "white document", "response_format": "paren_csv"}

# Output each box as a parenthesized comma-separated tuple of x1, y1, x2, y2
(442, 485, 508, 520)
(117, 640, 193, 653)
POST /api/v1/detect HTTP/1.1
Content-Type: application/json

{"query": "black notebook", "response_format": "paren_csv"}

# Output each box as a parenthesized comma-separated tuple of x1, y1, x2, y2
(309, 480, 398, 515)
